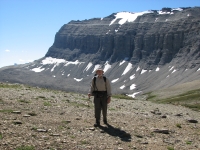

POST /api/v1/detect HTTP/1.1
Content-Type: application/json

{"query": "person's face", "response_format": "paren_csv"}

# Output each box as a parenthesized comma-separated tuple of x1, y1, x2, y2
(96, 70, 103, 76)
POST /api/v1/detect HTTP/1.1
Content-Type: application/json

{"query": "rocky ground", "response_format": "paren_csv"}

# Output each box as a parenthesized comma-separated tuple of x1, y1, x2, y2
(0, 82, 199, 150)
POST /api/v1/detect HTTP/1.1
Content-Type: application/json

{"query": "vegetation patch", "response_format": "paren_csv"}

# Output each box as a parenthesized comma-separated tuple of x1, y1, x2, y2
(0, 109, 13, 113)
(176, 124, 182, 128)
(18, 99, 30, 103)
(0, 132, 3, 139)
(112, 94, 135, 100)
(37, 96, 47, 99)
(70, 101, 90, 108)
(167, 146, 174, 150)
(146, 89, 200, 111)
(16, 145, 35, 150)
(43, 101, 52, 106)
(186, 141, 192, 145)
(0, 83, 21, 89)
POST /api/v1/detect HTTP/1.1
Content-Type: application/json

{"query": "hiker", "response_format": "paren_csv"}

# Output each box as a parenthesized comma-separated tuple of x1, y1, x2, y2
(88, 68, 111, 127)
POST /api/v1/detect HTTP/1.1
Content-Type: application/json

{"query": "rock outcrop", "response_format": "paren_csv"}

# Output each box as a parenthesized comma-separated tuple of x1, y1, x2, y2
(0, 7, 200, 95)
(46, 7, 200, 69)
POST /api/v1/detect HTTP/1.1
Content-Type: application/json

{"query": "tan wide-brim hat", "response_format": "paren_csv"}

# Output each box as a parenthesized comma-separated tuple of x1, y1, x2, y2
(95, 68, 104, 73)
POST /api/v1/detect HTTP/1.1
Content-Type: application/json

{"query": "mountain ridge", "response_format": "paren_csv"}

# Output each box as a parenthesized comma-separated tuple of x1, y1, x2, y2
(0, 7, 200, 97)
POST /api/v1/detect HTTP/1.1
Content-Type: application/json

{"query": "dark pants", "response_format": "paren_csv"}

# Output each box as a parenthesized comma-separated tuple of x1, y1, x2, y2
(93, 92, 107, 122)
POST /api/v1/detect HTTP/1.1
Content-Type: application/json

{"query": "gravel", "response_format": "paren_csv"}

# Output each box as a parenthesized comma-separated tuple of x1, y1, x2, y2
(0, 83, 199, 150)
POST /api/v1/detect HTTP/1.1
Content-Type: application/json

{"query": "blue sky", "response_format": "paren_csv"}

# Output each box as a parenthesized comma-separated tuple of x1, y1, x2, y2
(0, 0, 199, 68)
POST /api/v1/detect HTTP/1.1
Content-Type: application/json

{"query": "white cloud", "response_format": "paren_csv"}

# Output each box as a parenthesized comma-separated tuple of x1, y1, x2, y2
(19, 59, 25, 62)
(5, 49, 10, 52)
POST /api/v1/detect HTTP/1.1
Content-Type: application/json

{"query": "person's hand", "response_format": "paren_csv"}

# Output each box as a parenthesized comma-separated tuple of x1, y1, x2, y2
(88, 93, 91, 99)
(107, 97, 111, 104)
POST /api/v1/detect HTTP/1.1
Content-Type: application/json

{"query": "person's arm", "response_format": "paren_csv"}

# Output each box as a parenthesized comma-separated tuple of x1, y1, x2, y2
(106, 79, 111, 104)
(88, 79, 94, 99)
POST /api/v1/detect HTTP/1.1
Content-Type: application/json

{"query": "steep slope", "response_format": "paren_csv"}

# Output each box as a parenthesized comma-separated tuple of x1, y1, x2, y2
(0, 7, 200, 96)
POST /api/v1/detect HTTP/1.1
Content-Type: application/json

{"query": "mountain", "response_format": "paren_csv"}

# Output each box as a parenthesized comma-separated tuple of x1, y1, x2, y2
(0, 7, 200, 97)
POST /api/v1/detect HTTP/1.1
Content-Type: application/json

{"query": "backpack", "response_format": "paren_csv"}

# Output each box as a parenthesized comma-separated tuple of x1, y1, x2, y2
(93, 76, 107, 91)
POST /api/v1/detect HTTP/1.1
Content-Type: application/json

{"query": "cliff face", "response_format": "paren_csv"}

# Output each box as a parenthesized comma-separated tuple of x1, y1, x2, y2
(0, 7, 200, 96)
(46, 7, 200, 69)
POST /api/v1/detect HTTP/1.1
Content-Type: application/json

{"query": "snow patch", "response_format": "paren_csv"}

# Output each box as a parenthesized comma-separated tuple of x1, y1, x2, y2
(130, 84, 136, 90)
(127, 91, 141, 98)
(31, 67, 45, 72)
(120, 85, 125, 89)
(197, 68, 200, 71)
(64, 60, 83, 67)
(83, 62, 93, 72)
(119, 60, 126, 66)
(51, 65, 57, 72)
(130, 74, 135, 80)
(136, 66, 140, 72)
(104, 61, 111, 73)
(156, 67, 160, 71)
(122, 63, 132, 75)
(141, 69, 147, 74)
(109, 11, 153, 26)
(42, 57, 66, 65)
(74, 78, 83, 82)
(157, 8, 183, 15)
(111, 78, 119, 83)
(172, 70, 176, 74)
(169, 66, 174, 71)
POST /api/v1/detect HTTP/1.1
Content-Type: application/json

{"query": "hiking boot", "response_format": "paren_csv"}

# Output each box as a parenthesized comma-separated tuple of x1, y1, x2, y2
(94, 121, 100, 127)
(103, 119, 108, 125)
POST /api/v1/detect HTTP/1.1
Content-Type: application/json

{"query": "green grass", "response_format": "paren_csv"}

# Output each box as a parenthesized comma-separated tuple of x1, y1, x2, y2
(80, 140, 89, 145)
(0, 83, 21, 89)
(186, 141, 192, 145)
(176, 124, 182, 128)
(167, 146, 174, 150)
(15, 145, 35, 150)
(43, 101, 52, 106)
(70, 101, 90, 108)
(37, 96, 47, 99)
(0, 132, 3, 139)
(18, 99, 30, 103)
(0, 109, 13, 113)
(0, 99, 3, 104)
(146, 89, 200, 111)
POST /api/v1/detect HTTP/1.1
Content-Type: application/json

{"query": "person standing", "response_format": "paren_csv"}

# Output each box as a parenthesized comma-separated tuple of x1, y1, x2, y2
(88, 68, 111, 127)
